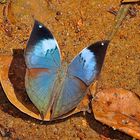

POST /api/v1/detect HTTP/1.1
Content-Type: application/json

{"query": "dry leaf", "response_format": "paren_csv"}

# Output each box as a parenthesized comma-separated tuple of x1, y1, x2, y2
(0, 54, 90, 121)
(92, 88, 140, 139)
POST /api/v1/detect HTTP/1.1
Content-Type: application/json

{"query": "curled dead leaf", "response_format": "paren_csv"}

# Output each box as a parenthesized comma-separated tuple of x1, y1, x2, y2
(92, 88, 140, 139)
(0, 54, 90, 121)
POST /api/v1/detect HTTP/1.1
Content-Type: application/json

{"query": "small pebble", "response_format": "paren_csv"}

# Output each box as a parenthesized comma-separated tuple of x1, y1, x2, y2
(56, 11, 62, 16)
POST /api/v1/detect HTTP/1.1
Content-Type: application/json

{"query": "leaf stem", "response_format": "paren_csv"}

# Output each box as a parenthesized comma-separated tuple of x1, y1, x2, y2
(107, 4, 131, 41)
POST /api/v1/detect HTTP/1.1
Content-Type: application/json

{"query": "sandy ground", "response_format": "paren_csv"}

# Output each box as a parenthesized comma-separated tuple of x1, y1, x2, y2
(0, 0, 140, 139)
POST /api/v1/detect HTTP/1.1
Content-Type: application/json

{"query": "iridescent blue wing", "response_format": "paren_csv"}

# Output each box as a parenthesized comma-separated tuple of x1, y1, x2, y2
(68, 40, 110, 86)
(51, 76, 87, 119)
(25, 20, 61, 69)
(51, 40, 110, 119)
(25, 69, 56, 116)
(25, 20, 61, 116)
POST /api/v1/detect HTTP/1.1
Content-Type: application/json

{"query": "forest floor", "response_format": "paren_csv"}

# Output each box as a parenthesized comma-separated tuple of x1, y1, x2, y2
(0, 0, 140, 139)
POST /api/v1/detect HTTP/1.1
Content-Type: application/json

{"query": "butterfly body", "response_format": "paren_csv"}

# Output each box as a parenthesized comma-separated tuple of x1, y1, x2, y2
(25, 20, 109, 120)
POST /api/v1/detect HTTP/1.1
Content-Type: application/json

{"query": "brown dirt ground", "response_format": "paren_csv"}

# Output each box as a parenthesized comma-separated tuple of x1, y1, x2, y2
(0, 0, 140, 139)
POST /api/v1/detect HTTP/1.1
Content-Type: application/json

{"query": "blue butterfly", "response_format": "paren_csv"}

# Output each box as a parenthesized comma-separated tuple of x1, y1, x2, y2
(25, 20, 109, 120)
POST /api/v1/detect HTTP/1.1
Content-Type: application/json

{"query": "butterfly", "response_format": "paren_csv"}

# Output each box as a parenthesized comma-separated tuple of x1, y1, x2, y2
(24, 20, 109, 120)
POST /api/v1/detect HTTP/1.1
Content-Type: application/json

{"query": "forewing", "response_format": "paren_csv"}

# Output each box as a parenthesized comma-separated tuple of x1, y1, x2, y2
(68, 40, 110, 85)
(24, 20, 61, 116)
(51, 40, 110, 119)
(25, 20, 61, 69)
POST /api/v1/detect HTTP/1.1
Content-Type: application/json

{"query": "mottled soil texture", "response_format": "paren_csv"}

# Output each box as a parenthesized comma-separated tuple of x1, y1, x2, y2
(0, 0, 140, 140)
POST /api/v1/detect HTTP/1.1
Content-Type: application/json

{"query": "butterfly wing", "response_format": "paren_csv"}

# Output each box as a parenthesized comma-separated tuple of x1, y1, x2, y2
(25, 20, 61, 69)
(51, 76, 87, 119)
(68, 40, 110, 86)
(51, 40, 110, 119)
(25, 20, 61, 116)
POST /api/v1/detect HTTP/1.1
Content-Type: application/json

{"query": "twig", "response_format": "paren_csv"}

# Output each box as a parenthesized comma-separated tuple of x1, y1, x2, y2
(107, 4, 131, 41)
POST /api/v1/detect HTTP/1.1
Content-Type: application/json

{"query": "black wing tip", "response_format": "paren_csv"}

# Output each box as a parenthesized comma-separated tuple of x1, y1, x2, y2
(26, 19, 54, 51)
(101, 40, 110, 47)
(93, 40, 110, 48)
(33, 20, 44, 29)
(32, 19, 54, 40)
(87, 40, 110, 53)
(86, 40, 110, 75)
(33, 19, 43, 29)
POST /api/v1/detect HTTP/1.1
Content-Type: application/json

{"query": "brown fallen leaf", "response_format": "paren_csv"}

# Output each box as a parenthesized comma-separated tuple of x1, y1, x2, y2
(0, 54, 90, 121)
(92, 88, 140, 139)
